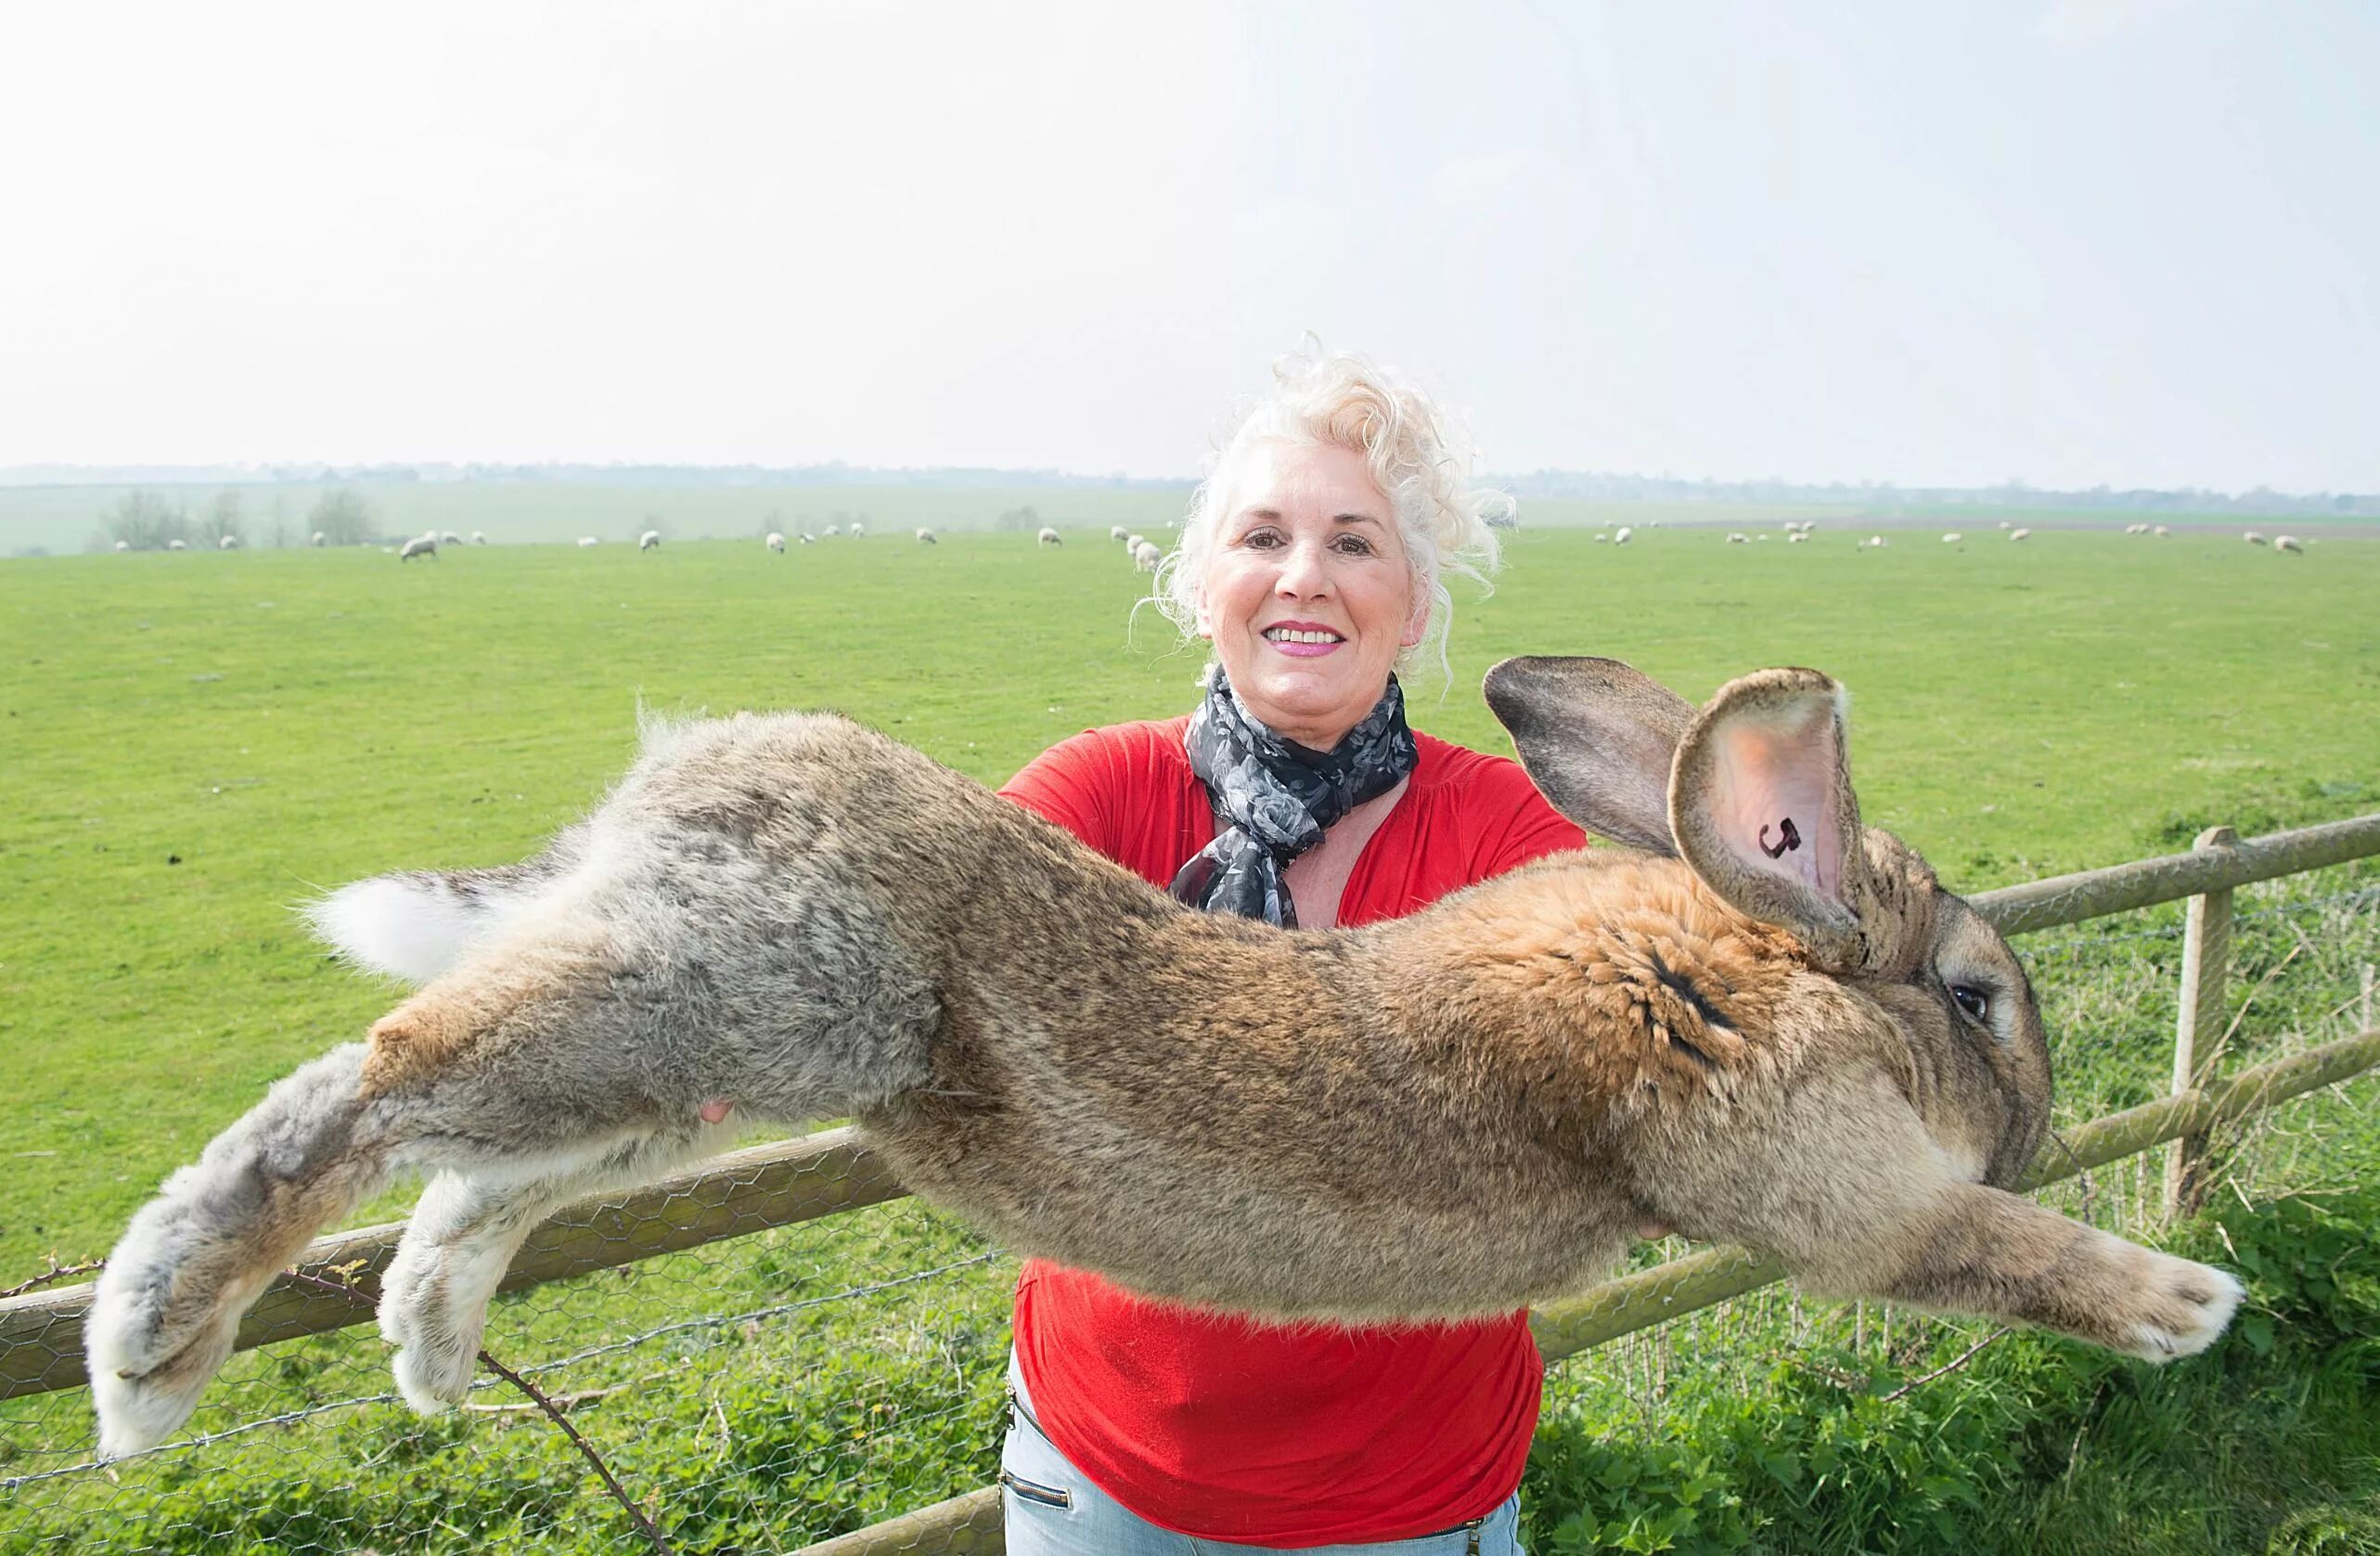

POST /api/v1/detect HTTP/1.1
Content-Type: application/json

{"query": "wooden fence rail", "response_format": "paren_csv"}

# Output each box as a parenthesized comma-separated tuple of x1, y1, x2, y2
(1967, 812, 2380, 934)
(6, 811, 2375, 1405)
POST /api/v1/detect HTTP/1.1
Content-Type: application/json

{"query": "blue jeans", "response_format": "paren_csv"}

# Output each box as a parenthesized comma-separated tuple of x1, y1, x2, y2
(998, 1366, 1527, 1555)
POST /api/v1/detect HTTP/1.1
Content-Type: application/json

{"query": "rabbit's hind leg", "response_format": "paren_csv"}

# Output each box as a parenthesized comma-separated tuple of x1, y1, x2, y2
(90, 1043, 392, 1459)
(380, 1124, 734, 1413)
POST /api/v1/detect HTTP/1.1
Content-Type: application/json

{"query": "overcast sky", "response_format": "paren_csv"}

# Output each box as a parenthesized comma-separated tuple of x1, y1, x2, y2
(3, 1, 2373, 490)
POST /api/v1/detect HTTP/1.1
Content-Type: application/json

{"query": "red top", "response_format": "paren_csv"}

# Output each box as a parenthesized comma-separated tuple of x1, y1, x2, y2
(997, 714, 1587, 1546)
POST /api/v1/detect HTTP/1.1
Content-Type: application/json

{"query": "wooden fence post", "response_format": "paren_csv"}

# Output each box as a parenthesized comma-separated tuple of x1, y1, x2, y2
(2168, 824, 2237, 1219)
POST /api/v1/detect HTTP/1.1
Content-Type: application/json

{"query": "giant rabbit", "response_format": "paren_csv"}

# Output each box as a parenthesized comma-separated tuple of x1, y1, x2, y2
(88, 658, 2243, 1458)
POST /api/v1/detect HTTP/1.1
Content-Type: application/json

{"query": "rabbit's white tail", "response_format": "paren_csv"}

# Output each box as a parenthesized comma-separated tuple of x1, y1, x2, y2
(88, 1044, 392, 1459)
(306, 850, 576, 985)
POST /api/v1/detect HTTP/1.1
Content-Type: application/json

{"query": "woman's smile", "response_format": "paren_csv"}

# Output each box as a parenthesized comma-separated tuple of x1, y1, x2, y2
(1262, 620, 1347, 657)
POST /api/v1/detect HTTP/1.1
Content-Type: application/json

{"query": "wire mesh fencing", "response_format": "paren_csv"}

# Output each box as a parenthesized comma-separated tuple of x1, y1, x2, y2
(5, 866, 2376, 1555)
(3, 1156, 1020, 1554)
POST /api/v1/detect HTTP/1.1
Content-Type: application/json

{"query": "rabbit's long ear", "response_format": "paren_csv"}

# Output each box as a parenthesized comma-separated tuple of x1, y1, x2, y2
(1668, 668, 1873, 966)
(1483, 657, 1698, 855)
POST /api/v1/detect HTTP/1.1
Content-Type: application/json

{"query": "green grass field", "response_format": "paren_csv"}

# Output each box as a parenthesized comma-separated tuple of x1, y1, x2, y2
(3, 521, 2377, 1552)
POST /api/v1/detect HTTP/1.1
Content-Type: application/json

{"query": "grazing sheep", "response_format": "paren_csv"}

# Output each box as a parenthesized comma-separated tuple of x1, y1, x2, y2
(471, 532, 486, 546)
(2009, 528, 2031, 542)
(1788, 532, 1808, 544)
(1942, 533, 1962, 543)
(2124, 523, 2150, 535)
(824, 525, 841, 538)
(1037, 527, 1062, 547)
(113, 540, 131, 552)
(1126, 533, 1147, 552)
(1726, 533, 1749, 545)
(1997, 520, 2012, 530)
(916, 528, 937, 546)
(1111, 525, 1129, 542)
(1866, 535, 1888, 548)
(2154, 525, 2170, 537)
(1132, 540, 1161, 572)
(2274, 534, 2304, 554)
(399, 536, 438, 562)
(639, 531, 661, 552)
(310, 532, 328, 547)
(440, 532, 463, 547)
(765, 533, 786, 553)
(1592, 534, 1609, 543)
(2244, 531, 2268, 546)
(1612, 526, 1633, 545)
(577, 537, 599, 547)
(217, 535, 239, 550)
(800, 533, 817, 546)
(166, 539, 187, 551)
(848, 521, 865, 538)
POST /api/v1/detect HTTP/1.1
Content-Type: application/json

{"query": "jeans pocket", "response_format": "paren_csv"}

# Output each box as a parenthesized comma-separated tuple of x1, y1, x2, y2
(998, 1467, 1074, 1511)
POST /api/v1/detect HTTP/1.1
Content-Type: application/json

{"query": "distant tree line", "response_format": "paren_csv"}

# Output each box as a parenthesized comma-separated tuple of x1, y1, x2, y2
(96, 488, 380, 550)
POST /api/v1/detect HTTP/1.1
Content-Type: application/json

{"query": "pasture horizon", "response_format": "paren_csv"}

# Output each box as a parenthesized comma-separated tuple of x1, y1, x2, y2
(6, 477, 2380, 559)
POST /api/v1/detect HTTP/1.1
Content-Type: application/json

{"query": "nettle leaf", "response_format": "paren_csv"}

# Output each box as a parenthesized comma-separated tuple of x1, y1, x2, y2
(2240, 1313, 2277, 1357)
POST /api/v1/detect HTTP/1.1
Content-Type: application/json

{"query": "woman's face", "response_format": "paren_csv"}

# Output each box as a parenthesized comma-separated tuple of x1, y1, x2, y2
(1197, 440, 1425, 751)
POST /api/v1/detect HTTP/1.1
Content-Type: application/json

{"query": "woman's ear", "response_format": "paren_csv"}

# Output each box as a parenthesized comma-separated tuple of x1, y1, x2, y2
(1400, 592, 1430, 649)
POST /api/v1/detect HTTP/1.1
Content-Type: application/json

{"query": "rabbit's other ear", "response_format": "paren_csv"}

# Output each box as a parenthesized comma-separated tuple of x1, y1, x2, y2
(1668, 668, 1874, 966)
(1483, 656, 1696, 855)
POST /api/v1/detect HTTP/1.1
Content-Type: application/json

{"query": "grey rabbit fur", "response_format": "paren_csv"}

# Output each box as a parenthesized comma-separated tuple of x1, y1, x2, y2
(87, 657, 2242, 1459)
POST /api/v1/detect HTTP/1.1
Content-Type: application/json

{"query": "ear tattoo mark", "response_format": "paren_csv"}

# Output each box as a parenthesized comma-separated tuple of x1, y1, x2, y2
(1758, 817, 1802, 859)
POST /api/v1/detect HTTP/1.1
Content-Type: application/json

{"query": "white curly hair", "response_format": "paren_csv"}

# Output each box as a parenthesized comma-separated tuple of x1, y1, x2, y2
(1154, 339, 1510, 681)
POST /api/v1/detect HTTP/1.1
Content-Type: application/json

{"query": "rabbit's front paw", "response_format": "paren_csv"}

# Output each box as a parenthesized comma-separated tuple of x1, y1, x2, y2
(2116, 1248, 2244, 1362)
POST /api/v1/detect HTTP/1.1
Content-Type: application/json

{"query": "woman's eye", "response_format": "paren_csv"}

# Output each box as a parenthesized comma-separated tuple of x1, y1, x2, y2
(1241, 530, 1282, 549)
(1950, 984, 1990, 1022)
(1332, 534, 1376, 556)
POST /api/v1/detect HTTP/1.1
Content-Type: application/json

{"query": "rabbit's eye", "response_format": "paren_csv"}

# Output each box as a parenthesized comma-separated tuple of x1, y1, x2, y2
(1950, 984, 1990, 1022)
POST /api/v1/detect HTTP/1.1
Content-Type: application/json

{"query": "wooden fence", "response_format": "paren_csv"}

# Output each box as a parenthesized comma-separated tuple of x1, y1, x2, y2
(5, 812, 2377, 1554)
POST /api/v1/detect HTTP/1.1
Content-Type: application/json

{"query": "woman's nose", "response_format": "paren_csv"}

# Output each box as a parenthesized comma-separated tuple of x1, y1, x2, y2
(1274, 539, 1332, 597)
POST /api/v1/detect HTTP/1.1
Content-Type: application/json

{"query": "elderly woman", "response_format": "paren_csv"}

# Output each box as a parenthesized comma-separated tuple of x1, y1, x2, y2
(994, 345, 1583, 1555)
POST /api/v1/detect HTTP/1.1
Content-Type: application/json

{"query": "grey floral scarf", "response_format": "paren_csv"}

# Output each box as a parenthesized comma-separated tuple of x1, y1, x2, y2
(1169, 671, 1418, 926)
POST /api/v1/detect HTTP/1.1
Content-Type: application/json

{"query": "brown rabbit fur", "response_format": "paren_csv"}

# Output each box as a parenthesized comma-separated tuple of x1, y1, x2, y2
(86, 657, 2241, 1459)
